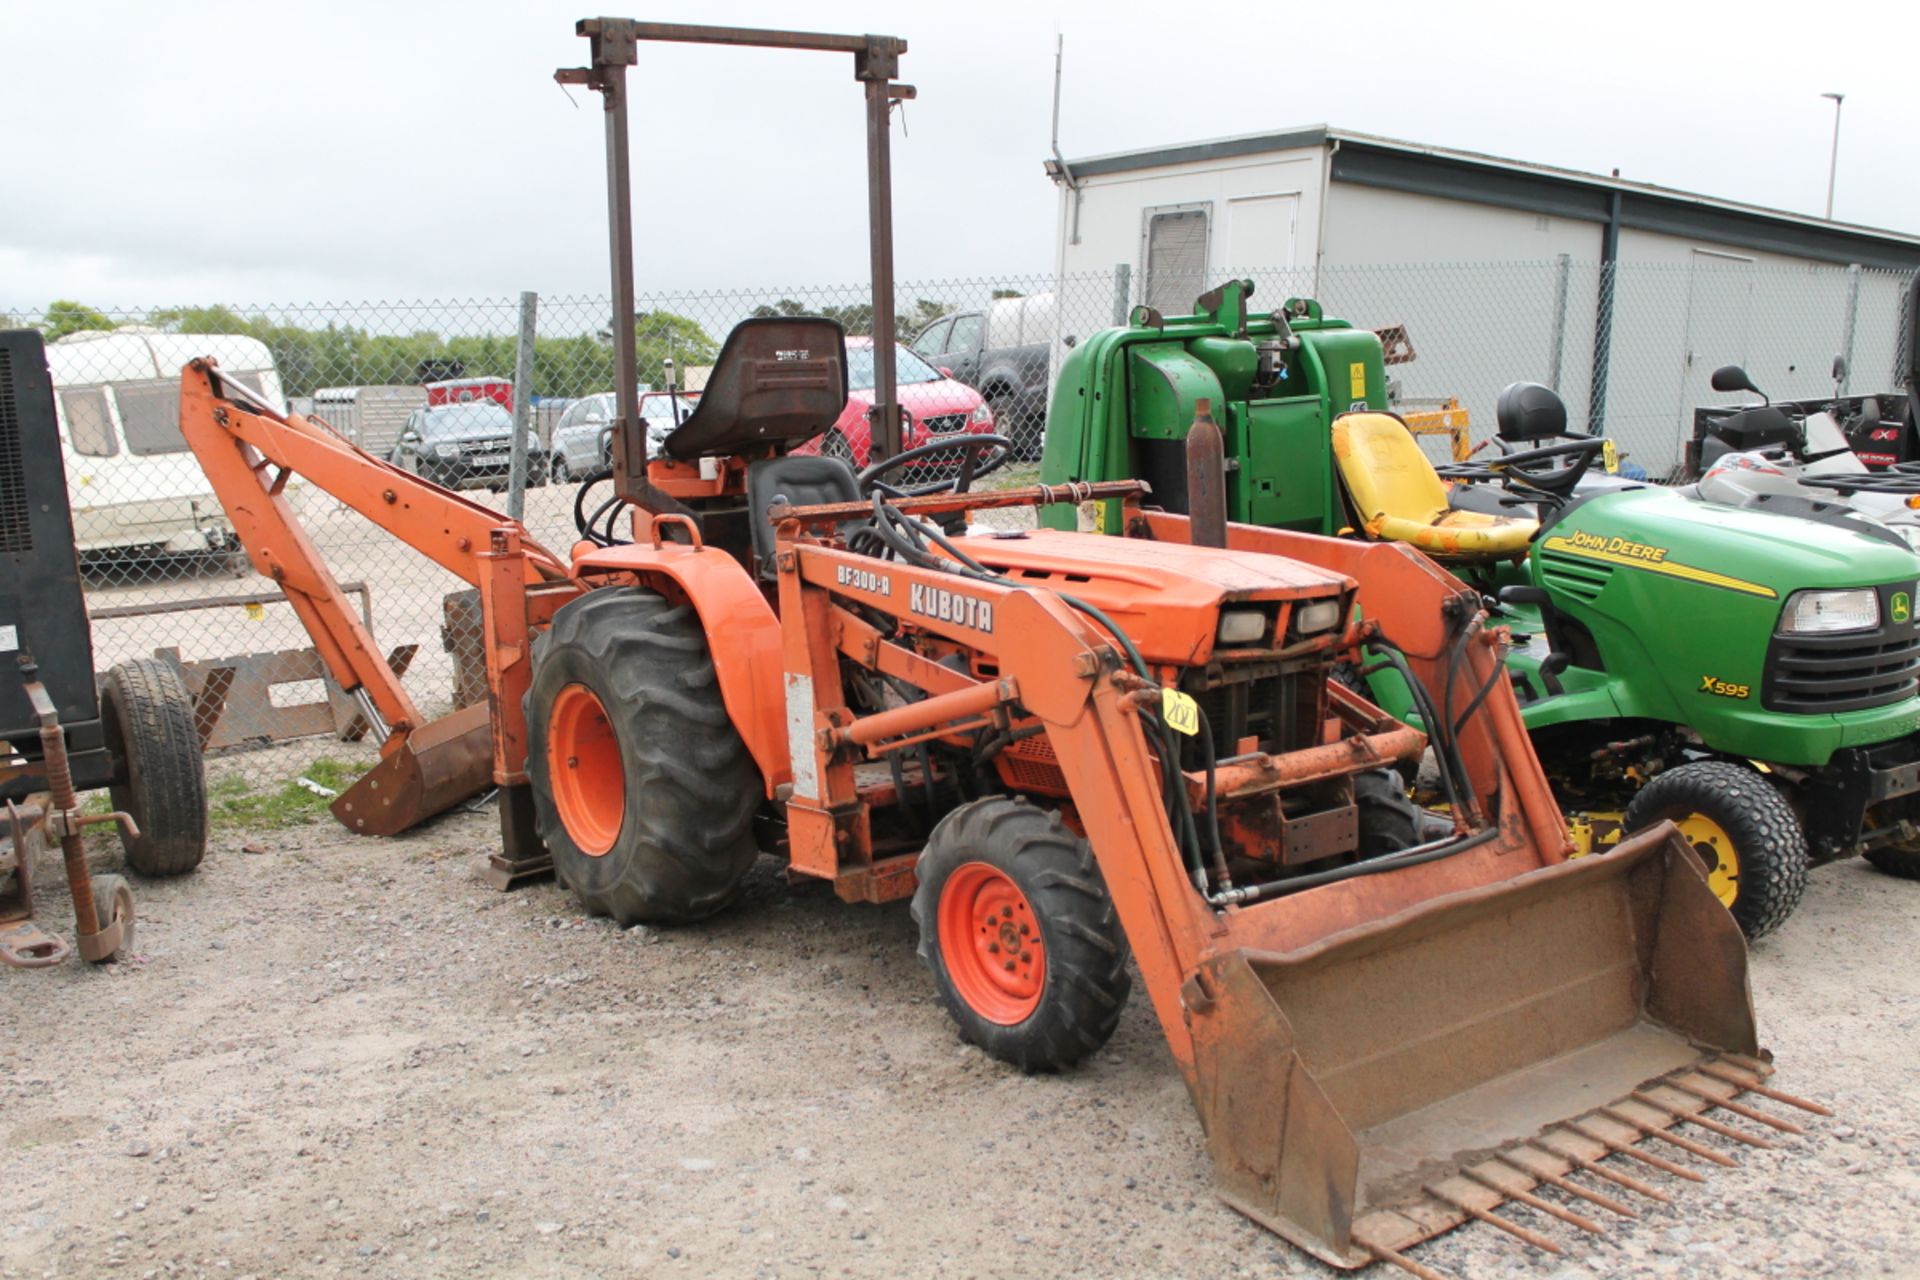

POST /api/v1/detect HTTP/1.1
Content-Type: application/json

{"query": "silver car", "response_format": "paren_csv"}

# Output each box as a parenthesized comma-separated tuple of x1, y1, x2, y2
(548, 391, 697, 482)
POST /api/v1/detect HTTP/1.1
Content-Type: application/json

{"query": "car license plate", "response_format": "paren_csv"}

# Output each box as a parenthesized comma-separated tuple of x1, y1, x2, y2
(475, 453, 509, 466)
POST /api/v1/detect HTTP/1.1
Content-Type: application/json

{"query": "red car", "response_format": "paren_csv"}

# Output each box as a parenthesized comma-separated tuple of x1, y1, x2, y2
(425, 376, 514, 410)
(793, 337, 996, 469)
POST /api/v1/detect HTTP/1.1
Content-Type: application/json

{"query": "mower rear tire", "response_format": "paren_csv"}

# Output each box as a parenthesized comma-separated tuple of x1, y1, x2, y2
(1864, 842, 1920, 880)
(100, 659, 207, 878)
(912, 797, 1131, 1072)
(526, 587, 760, 925)
(1621, 760, 1808, 940)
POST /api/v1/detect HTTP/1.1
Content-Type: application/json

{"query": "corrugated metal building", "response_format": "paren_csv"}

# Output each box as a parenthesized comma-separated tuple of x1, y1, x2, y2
(1046, 126, 1920, 467)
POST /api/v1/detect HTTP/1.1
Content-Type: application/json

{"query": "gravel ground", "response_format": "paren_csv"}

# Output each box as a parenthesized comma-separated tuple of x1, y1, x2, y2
(2, 764, 1917, 1280)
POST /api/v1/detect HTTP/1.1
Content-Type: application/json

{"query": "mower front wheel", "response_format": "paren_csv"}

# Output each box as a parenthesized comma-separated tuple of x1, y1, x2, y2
(912, 797, 1131, 1072)
(1621, 760, 1809, 939)
(525, 587, 761, 925)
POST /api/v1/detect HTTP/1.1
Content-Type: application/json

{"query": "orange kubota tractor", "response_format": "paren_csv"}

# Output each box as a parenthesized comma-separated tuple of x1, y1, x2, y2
(168, 19, 1825, 1277)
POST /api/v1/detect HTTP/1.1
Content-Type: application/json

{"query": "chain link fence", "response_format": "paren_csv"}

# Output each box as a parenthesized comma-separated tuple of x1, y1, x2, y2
(14, 258, 1914, 757)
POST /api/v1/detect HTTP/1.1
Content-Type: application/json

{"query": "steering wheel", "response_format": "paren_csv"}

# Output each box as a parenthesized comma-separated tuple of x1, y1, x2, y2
(1440, 436, 1608, 500)
(855, 433, 1014, 498)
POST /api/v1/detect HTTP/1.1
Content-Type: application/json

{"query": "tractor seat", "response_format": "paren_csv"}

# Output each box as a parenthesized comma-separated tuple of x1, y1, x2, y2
(745, 455, 862, 577)
(1332, 412, 1537, 558)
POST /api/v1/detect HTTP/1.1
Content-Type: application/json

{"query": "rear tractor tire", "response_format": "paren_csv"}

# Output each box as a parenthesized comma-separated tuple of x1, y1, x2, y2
(1621, 759, 1809, 940)
(526, 587, 761, 925)
(100, 659, 207, 878)
(912, 797, 1131, 1072)
(1352, 767, 1426, 857)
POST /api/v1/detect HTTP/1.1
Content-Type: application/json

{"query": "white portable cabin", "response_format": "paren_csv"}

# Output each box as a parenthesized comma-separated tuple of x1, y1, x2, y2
(45, 329, 286, 556)
(1048, 126, 1920, 470)
(311, 384, 427, 458)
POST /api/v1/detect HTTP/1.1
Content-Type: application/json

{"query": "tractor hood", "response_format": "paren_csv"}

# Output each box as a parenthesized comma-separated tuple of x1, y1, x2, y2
(1542, 486, 1920, 594)
(948, 528, 1353, 667)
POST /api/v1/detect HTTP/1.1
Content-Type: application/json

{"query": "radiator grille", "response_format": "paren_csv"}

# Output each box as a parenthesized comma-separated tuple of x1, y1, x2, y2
(0, 348, 32, 553)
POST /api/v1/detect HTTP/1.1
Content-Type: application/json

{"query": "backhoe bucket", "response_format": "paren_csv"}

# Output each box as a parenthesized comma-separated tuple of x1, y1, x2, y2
(1189, 824, 1782, 1269)
(330, 703, 495, 836)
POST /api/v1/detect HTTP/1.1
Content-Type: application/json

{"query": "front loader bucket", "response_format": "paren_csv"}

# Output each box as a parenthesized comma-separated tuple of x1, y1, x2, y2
(1187, 825, 1815, 1271)
(330, 703, 495, 836)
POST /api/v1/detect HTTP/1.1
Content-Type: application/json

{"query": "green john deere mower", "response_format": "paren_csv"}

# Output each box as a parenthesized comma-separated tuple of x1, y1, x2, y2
(1041, 279, 1920, 937)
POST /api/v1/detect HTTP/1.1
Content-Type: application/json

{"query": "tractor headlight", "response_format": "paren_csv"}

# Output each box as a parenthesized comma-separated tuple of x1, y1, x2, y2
(1217, 608, 1269, 646)
(1779, 588, 1879, 635)
(1289, 599, 1343, 637)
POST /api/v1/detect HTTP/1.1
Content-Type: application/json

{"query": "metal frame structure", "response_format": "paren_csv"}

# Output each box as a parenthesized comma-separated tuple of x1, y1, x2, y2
(557, 19, 916, 501)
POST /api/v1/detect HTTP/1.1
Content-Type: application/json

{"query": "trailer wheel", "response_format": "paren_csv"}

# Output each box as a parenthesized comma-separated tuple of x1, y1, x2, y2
(83, 873, 136, 963)
(526, 587, 761, 925)
(100, 659, 207, 878)
(1621, 760, 1808, 939)
(912, 797, 1131, 1072)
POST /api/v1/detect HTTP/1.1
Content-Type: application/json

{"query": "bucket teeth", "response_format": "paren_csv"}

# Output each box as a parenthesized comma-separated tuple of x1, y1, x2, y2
(1340, 1055, 1820, 1278)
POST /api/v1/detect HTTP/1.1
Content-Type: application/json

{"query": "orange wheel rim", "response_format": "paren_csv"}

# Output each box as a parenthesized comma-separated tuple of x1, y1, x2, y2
(938, 861, 1045, 1025)
(547, 683, 624, 856)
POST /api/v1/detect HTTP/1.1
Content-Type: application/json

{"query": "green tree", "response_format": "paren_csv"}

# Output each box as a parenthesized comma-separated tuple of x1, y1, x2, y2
(989, 289, 1023, 300)
(41, 299, 117, 340)
(905, 297, 955, 333)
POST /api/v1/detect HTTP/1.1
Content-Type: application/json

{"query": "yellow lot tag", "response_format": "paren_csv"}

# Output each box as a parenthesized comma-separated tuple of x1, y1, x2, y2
(244, 602, 266, 621)
(1349, 362, 1367, 399)
(1602, 438, 1620, 473)
(1161, 688, 1200, 736)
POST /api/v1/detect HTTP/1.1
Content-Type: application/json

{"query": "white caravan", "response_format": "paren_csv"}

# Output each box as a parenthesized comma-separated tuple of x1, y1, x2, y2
(45, 329, 286, 559)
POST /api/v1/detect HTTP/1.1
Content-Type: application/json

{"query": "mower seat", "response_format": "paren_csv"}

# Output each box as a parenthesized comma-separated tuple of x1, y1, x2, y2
(746, 455, 862, 577)
(1332, 412, 1537, 558)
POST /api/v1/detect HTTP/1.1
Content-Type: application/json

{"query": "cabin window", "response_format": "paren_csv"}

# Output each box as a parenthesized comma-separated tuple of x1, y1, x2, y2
(115, 380, 191, 455)
(1142, 202, 1212, 317)
(60, 387, 118, 457)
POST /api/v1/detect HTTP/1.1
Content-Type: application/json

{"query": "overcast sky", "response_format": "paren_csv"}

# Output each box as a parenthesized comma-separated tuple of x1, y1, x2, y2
(3, 0, 1913, 312)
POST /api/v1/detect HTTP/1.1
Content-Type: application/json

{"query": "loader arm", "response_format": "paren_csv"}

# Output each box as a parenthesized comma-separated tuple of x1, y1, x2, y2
(771, 516, 1790, 1273)
(176, 360, 580, 838)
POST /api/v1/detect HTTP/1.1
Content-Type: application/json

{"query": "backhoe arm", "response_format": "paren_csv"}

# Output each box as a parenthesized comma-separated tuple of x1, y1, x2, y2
(176, 359, 574, 838)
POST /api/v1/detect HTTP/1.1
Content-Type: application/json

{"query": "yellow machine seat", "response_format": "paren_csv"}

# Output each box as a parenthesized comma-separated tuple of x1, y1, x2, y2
(1332, 412, 1537, 558)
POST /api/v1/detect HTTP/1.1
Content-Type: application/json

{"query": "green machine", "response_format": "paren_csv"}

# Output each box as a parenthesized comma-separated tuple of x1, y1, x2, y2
(1042, 279, 1920, 937)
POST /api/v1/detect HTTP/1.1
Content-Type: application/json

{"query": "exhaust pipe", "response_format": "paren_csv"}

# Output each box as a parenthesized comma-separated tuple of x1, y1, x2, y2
(1186, 398, 1228, 548)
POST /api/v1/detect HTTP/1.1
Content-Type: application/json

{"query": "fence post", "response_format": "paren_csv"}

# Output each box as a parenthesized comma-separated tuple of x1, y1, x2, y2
(507, 290, 539, 521)
(1112, 263, 1132, 325)
(1548, 253, 1571, 394)
(1839, 264, 1861, 395)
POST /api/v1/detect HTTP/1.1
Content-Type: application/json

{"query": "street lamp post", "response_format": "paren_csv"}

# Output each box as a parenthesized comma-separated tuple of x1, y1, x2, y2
(1822, 91, 1845, 220)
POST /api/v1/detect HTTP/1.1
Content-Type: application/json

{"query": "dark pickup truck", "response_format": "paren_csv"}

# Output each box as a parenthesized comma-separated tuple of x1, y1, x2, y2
(910, 294, 1057, 458)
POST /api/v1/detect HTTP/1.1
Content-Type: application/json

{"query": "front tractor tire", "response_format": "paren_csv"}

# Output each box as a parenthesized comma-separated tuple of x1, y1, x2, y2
(525, 587, 760, 925)
(911, 798, 1131, 1072)
(1620, 760, 1809, 940)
